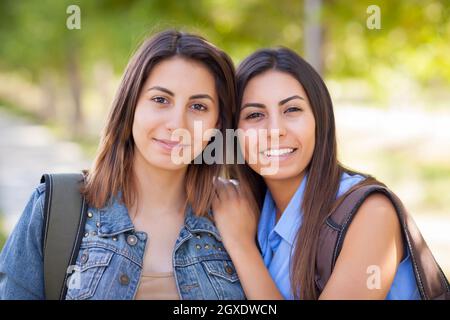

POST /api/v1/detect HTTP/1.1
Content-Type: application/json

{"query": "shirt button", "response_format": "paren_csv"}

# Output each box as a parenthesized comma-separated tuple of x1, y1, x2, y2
(119, 274, 130, 285)
(127, 234, 138, 246)
(80, 253, 89, 264)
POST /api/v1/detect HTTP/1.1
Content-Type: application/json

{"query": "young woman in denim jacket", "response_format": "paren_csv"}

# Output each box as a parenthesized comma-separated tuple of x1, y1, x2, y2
(212, 48, 421, 300)
(0, 30, 245, 300)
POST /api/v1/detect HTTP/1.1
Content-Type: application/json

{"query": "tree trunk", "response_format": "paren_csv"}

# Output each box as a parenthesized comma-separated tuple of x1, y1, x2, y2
(304, 0, 323, 75)
(67, 48, 83, 138)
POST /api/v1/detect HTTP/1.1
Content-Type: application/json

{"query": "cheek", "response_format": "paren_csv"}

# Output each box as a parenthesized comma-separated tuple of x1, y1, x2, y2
(236, 127, 262, 167)
(293, 117, 316, 160)
(132, 104, 158, 141)
(186, 111, 220, 152)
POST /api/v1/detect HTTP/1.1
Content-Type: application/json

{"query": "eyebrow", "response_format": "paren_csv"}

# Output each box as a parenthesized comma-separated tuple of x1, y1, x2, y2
(241, 95, 305, 110)
(148, 86, 174, 96)
(279, 95, 304, 106)
(148, 86, 215, 102)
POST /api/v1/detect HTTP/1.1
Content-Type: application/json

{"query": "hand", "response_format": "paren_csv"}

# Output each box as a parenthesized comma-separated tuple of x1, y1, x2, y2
(211, 177, 258, 251)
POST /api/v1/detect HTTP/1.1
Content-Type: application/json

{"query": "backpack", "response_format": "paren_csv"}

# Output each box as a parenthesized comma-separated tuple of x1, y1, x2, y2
(40, 173, 87, 300)
(316, 181, 450, 300)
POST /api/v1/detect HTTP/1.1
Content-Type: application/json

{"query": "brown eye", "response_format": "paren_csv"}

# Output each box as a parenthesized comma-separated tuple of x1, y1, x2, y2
(191, 103, 207, 111)
(285, 106, 302, 113)
(152, 96, 169, 104)
(245, 112, 264, 120)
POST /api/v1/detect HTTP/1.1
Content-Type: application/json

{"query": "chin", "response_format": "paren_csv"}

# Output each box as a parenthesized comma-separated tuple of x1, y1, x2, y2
(257, 165, 304, 181)
(144, 154, 189, 171)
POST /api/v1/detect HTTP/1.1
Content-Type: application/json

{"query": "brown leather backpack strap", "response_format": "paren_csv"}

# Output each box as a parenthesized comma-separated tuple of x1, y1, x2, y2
(316, 184, 450, 300)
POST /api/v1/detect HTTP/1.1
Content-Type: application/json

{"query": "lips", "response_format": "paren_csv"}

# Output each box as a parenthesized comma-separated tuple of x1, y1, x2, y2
(152, 138, 189, 151)
(261, 147, 298, 157)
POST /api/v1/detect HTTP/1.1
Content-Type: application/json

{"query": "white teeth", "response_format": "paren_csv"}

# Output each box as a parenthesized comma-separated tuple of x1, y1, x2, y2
(263, 148, 295, 157)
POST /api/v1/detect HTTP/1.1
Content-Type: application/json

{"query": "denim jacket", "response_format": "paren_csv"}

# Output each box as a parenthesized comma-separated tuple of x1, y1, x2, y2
(0, 183, 246, 300)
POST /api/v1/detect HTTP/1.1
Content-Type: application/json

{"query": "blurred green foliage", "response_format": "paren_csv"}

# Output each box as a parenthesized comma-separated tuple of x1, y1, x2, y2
(0, 0, 449, 86)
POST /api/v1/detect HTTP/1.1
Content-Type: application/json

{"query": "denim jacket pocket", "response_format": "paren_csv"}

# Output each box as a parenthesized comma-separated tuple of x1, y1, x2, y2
(66, 247, 114, 300)
(201, 260, 245, 299)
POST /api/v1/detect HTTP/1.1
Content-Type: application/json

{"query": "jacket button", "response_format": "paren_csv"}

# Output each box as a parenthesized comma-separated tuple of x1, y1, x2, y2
(204, 244, 210, 249)
(127, 234, 138, 246)
(96, 222, 101, 228)
(80, 253, 89, 264)
(87, 211, 93, 218)
(119, 274, 130, 285)
(225, 266, 233, 275)
(195, 244, 201, 250)
(112, 236, 118, 241)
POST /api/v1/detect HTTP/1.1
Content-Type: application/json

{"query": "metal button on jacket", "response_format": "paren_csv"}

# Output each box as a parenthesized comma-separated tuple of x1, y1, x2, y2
(80, 253, 89, 264)
(119, 274, 130, 285)
(225, 265, 234, 275)
(127, 234, 138, 246)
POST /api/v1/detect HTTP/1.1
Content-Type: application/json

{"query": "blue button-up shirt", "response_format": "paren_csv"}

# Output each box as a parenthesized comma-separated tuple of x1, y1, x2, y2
(257, 172, 420, 299)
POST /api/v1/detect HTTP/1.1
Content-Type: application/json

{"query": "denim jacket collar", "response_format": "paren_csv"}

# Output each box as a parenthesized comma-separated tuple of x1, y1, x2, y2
(184, 208, 222, 242)
(95, 192, 222, 241)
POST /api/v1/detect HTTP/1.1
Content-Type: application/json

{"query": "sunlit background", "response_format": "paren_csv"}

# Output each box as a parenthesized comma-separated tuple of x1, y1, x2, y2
(0, 0, 449, 278)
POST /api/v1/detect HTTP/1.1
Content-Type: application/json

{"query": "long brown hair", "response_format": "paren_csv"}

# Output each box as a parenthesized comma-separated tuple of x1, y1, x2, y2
(234, 47, 373, 299)
(83, 29, 236, 216)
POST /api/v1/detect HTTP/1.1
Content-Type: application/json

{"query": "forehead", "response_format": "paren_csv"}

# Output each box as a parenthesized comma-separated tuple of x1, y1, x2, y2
(145, 56, 217, 95)
(242, 70, 307, 103)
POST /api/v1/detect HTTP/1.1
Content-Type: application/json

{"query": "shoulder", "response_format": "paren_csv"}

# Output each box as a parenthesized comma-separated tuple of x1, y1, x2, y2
(337, 172, 366, 198)
(346, 192, 401, 244)
(321, 192, 405, 298)
(0, 183, 47, 299)
(356, 192, 398, 224)
(30, 183, 47, 221)
(341, 192, 404, 265)
(36, 182, 46, 196)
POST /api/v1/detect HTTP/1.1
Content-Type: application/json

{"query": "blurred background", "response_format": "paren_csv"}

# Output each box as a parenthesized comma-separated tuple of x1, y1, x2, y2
(0, 0, 449, 278)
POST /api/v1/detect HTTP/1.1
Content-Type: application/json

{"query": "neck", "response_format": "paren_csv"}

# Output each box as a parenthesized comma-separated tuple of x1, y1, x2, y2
(130, 151, 188, 219)
(264, 171, 305, 221)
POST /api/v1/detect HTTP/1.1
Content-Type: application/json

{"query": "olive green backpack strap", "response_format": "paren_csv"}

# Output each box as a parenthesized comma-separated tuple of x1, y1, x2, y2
(41, 173, 87, 300)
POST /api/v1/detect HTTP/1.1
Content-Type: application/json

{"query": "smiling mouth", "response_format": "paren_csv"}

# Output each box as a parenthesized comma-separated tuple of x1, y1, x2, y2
(261, 148, 298, 157)
(152, 138, 189, 150)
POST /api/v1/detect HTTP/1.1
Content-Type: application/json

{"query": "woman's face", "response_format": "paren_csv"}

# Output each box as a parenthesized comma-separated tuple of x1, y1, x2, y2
(237, 70, 316, 181)
(132, 56, 220, 171)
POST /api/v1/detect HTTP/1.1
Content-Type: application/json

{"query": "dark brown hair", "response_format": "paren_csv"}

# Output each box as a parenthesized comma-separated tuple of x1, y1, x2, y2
(234, 47, 372, 299)
(83, 29, 236, 216)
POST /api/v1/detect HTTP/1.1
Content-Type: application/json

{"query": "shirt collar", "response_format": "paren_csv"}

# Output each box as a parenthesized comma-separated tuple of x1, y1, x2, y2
(258, 174, 308, 248)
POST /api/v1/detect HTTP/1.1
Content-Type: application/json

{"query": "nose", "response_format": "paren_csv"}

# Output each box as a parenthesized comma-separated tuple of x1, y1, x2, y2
(267, 112, 287, 139)
(165, 104, 186, 132)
